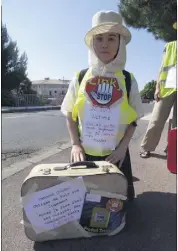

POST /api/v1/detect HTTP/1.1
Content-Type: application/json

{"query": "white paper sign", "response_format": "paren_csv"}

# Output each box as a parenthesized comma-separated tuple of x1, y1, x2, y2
(86, 193, 101, 202)
(82, 103, 120, 151)
(165, 66, 177, 88)
(23, 178, 86, 234)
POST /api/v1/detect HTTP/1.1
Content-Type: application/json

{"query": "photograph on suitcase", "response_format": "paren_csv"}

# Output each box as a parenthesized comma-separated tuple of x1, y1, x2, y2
(79, 193, 126, 234)
(21, 161, 128, 242)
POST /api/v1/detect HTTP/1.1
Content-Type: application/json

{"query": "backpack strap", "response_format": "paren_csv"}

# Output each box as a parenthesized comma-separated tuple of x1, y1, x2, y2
(78, 68, 89, 86)
(78, 68, 131, 99)
(122, 70, 137, 127)
(122, 70, 131, 99)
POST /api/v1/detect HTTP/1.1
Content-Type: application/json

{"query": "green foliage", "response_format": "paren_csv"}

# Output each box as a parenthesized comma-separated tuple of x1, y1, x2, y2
(2, 24, 27, 91)
(2, 24, 36, 106)
(118, 0, 177, 42)
(18, 78, 36, 95)
(140, 80, 156, 99)
(1, 90, 16, 107)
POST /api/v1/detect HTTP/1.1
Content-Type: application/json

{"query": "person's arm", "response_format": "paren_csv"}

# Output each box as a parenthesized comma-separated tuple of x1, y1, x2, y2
(61, 74, 85, 162)
(155, 45, 167, 101)
(156, 78, 161, 90)
(106, 122, 136, 164)
(117, 74, 143, 148)
(66, 112, 85, 162)
(154, 65, 162, 101)
(66, 112, 80, 146)
(128, 75, 144, 120)
(122, 74, 144, 145)
(119, 123, 136, 149)
(154, 76, 161, 102)
(106, 75, 143, 164)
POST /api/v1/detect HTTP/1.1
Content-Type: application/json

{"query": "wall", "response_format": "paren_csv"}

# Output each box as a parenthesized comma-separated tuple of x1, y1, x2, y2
(32, 83, 69, 96)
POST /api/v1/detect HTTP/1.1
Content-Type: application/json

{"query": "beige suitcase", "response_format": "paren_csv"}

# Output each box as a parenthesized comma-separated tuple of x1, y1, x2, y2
(21, 161, 128, 242)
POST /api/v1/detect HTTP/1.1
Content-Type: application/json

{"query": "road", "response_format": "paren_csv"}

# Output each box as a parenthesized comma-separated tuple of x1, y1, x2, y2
(2, 110, 70, 167)
(2, 103, 154, 167)
(2, 117, 176, 251)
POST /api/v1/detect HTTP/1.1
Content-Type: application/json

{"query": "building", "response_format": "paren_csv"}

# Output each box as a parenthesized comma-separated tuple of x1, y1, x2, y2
(31, 78, 70, 97)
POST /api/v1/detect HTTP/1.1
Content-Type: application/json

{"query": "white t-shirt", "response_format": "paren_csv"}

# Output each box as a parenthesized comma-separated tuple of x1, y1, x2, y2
(61, 73, 144, 120)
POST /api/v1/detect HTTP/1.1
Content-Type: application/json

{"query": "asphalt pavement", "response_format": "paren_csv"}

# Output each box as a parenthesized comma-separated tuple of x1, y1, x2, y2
(2, 110, 70, 168)
(2, 110, 69, 153)
(2, 116, 176, 251)
(2, 104, 154, 168)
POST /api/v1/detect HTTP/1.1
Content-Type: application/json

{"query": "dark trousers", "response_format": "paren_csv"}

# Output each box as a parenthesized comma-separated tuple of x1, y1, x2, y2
(85, 149, 135, 199)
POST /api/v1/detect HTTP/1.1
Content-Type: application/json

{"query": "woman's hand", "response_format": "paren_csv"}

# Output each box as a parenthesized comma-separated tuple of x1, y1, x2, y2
(105, 145, 127, 165)
(71, 144, 85, 163)
(154, 87, 160, 102)
(106, 123, 136, 165)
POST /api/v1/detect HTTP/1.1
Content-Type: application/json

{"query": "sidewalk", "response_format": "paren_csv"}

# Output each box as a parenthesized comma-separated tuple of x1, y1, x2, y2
(2, 120, 176, 251)
(1, 105, 61, 113)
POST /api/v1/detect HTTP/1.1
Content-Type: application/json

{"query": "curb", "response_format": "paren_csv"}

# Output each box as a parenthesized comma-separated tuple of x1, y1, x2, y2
(1, 106, 61, 113)
(2, 142, 71, 180)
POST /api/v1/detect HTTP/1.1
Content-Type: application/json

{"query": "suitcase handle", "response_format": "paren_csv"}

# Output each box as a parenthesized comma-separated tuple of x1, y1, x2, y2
(69, 161, 99, 169)
(53, 161, 99, 171)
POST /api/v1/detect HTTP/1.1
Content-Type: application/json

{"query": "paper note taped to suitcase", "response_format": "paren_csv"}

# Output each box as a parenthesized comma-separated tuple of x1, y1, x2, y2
(23, 178, 87, 234)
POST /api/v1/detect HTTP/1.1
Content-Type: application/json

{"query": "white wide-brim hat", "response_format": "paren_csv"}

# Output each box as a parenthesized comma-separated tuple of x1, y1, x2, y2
(85, 11, 131, 47)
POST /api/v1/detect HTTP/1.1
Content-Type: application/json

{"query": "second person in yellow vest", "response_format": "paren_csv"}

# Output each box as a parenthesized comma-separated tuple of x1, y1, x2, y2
(140, 22, 177, 158)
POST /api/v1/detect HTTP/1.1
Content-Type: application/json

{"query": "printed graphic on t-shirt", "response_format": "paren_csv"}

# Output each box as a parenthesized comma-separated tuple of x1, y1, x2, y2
(85, 76, 123, 107)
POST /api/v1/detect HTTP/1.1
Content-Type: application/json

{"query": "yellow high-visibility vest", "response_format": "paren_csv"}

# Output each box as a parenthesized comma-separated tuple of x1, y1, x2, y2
(71, 68, 138, 156)
(159, 41, 177, 98)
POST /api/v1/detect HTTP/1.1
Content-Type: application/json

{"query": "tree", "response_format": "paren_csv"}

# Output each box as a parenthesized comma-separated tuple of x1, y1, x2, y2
(1, 24, 35, 105)
(140, 80, 156, 99)
(17, 78, 37, 95)
(118, 0, 177, 42)
(2, 24, 28, 91)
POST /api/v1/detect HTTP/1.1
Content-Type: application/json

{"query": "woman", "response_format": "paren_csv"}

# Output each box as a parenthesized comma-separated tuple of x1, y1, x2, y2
(61, 10, 144, 200)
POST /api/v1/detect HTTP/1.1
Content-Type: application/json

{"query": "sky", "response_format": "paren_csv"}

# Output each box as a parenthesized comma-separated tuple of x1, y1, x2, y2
(2, 0, 166, 90)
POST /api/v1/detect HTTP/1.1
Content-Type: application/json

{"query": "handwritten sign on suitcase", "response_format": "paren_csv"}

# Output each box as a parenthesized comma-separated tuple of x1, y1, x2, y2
(22, 178, 87, 234)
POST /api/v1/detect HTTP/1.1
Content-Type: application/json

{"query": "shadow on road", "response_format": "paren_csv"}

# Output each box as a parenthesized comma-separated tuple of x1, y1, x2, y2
(150, 153, 167, 160)
(33, 191, 176, 251)
(133, 176, 140, 182)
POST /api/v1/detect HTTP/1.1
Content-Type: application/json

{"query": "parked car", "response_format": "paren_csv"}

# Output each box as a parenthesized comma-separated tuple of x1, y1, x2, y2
(142, 98, 150, 103)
